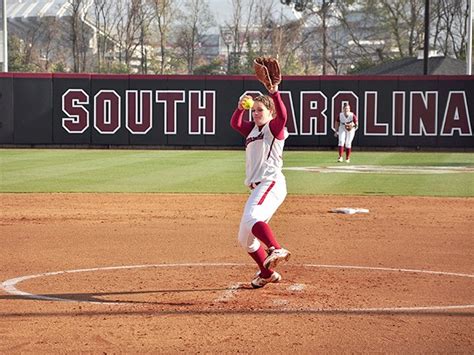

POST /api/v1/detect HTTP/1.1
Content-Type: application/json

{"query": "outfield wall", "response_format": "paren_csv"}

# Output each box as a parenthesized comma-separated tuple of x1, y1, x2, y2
(0, 73, 472, 149)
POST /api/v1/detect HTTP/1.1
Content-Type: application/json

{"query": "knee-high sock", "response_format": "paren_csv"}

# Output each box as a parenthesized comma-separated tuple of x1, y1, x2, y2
(338, 145, 344, 157)
(251, 221, 281, 249)
(248, 246, 273, 278)
(346, 147, 352, 159)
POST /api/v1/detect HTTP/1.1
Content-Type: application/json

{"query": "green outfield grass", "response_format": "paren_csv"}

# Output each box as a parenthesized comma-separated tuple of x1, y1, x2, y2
(0, 149, 473, 196)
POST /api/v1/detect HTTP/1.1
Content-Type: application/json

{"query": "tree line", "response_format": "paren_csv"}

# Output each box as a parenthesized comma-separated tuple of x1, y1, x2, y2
(7, 0, 471, 74)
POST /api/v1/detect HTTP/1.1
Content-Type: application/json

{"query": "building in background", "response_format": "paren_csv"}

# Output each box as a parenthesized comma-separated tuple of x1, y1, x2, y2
(354, 50, 473, 75)
(6, 0, 96, 71)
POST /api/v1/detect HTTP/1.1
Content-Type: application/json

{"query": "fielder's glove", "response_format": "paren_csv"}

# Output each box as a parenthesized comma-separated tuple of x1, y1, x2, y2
(345, 123, 354, 131)
(254, 56, 281, 91)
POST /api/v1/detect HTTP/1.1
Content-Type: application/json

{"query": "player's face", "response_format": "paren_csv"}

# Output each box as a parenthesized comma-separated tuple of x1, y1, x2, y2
(344, 105, 351, 113)
(252, 102, 273, 126)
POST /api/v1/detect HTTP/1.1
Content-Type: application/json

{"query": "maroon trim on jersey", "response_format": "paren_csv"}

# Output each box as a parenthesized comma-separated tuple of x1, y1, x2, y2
(257, 181, 276, 205)
(267, 137, 276, 160)
(245, 131, 264, 147)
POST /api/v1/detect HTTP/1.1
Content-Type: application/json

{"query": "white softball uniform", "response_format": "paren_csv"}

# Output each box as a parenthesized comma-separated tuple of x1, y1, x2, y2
(338, 112, 357, 148)
(238, 123, 289, 253)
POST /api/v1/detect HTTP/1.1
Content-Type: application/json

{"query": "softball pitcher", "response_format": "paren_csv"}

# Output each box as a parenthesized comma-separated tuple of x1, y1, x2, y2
(336, 103, 358, 163)
(230, 85, 291, 289)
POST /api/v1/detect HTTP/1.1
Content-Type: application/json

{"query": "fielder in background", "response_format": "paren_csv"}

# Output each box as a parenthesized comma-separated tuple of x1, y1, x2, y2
(335, 103, 358, 163)
(230, 56, 291, 289)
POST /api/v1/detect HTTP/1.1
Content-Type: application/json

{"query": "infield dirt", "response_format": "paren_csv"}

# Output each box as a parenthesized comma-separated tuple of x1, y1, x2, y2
(0, 193, 472, 353)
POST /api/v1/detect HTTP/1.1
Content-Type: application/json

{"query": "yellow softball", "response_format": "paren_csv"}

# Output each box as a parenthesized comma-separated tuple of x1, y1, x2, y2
(242, 97, 254, 110)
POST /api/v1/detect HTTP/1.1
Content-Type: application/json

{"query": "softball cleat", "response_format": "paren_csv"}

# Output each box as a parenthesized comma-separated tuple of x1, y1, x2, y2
(337, 156, 343, 162)
(251, 271, 281, 289)
(263, 247, 291, 269)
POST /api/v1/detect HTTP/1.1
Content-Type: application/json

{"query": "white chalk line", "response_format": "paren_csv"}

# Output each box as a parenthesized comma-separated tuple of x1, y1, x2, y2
(1, 263, 473, 312)
(304, 264, 474, 279)
(1, 263, 245, 305)
(284, 165, 474, 174)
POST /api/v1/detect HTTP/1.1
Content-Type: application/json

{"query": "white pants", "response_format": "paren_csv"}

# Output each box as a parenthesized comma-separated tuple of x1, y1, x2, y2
(338, 124, 356, 148)
(238, 177, 287, 253)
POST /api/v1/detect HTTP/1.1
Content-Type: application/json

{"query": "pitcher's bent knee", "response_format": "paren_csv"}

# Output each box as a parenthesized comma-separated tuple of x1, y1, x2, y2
(237, 229, 260, 253)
